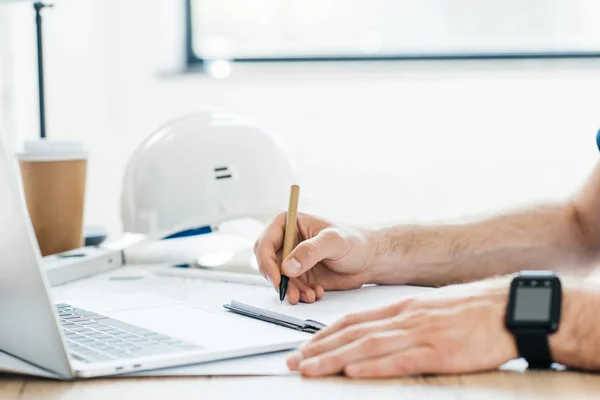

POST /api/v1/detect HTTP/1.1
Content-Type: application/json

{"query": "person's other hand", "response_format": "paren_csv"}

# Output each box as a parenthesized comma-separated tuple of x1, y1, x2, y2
(254, 213, 376, 305)
(286, 281, 519, 378)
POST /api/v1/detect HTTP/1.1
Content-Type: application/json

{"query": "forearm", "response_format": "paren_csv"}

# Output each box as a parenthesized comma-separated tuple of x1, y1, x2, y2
(549, 282, 600, 371)
(367, 202, 595, 287)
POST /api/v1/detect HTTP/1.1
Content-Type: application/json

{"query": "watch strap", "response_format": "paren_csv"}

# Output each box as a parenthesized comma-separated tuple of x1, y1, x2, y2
(515, 331, 553, 369)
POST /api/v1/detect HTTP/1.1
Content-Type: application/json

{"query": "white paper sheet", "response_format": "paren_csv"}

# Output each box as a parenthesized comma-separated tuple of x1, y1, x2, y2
(231, 284, 432, 325)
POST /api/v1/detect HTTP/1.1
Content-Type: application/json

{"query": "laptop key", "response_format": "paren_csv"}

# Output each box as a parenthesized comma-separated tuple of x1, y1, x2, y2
(71, 309, 97, 316)
(77, 331, 98, 338)
(103, 337, 123, 342)
(87, 329, 106, 335)
(66, 316, 87, 321)
(68, 326, 91, 332)
(113, 332, 136, 338)
(61, 315, 83, 320)
(74, 335, 97, 341)
(94, 325, 114, 331)
(84, 315, 109, 321)
(93, 345, 114, 352)
(72, 312, 108, 320)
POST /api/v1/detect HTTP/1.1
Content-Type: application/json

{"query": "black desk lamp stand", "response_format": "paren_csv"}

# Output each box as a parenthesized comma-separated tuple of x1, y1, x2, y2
(33, 2, 53, 139)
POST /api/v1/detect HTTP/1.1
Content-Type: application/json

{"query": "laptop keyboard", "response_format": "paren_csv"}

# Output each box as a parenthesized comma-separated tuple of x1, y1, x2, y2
(56, 303, 203, 364)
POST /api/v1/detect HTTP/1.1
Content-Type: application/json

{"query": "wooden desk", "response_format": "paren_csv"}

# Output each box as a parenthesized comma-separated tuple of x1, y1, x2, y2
(2, 371, 600, 399)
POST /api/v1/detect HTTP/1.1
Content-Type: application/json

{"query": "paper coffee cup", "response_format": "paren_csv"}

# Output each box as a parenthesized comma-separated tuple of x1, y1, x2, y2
(17, 140, 88, 256)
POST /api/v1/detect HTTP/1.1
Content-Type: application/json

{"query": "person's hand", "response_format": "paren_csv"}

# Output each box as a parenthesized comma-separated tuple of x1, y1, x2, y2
(286, 281, 519, 378)
(254, 213, 376, 305)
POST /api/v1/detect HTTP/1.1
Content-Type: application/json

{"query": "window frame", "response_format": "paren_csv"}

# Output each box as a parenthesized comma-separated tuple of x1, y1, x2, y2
(185, 0, 600, 70)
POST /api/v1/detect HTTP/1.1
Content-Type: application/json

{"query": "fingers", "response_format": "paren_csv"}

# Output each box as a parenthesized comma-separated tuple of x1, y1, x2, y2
(282, 228, 349, 278)
(298, 330, 414, 377)
(287, 301, 414, 370)
(254, 213, 287, 287)
(292, 279, 316, 304)
(344, 346, 435, 378)
(313, 285, 325, 300)
(258, 256, 281, 288)
(285, 281, 324, 305)
(309, 299, 412, 342)
(290, 318, 402, 370)
(286, 282, 301, 305)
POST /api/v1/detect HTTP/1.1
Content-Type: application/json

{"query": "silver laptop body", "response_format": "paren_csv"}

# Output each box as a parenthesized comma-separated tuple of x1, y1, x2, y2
(0, 133, 307, 379)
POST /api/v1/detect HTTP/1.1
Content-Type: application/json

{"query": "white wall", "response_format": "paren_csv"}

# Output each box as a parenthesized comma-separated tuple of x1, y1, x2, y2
(0, 7, 15, 149)
(3, 0, 600, 237)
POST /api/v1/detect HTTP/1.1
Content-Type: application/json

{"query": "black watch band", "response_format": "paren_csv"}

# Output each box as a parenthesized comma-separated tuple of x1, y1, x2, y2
(514, 332, 553, 369)
(506, 271, 561, 370)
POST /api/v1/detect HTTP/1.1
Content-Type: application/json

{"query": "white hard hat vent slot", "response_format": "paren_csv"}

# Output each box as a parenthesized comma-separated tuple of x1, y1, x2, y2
(214, 166, 234, 180)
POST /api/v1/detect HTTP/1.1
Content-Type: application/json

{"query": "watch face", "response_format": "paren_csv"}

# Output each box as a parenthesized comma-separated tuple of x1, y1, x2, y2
(506, 275, 561, 332)
(513, 287, 552, 322)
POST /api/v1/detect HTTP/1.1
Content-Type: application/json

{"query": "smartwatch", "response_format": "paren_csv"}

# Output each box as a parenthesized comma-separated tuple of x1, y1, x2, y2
(505, 270, 562, 369)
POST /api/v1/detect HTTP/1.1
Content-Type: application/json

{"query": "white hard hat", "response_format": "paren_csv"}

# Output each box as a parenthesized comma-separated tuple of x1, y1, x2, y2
(120, 111, 298, 239)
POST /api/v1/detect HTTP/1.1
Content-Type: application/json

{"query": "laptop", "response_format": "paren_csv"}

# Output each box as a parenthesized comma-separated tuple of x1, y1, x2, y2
(0, 134, 309, 379)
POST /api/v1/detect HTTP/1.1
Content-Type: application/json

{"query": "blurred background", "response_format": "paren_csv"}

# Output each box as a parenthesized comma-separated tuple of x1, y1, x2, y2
(1, 0, 600, 237)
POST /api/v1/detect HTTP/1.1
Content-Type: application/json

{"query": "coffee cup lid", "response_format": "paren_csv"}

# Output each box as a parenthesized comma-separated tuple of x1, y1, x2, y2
(16, 140, 88, 162)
